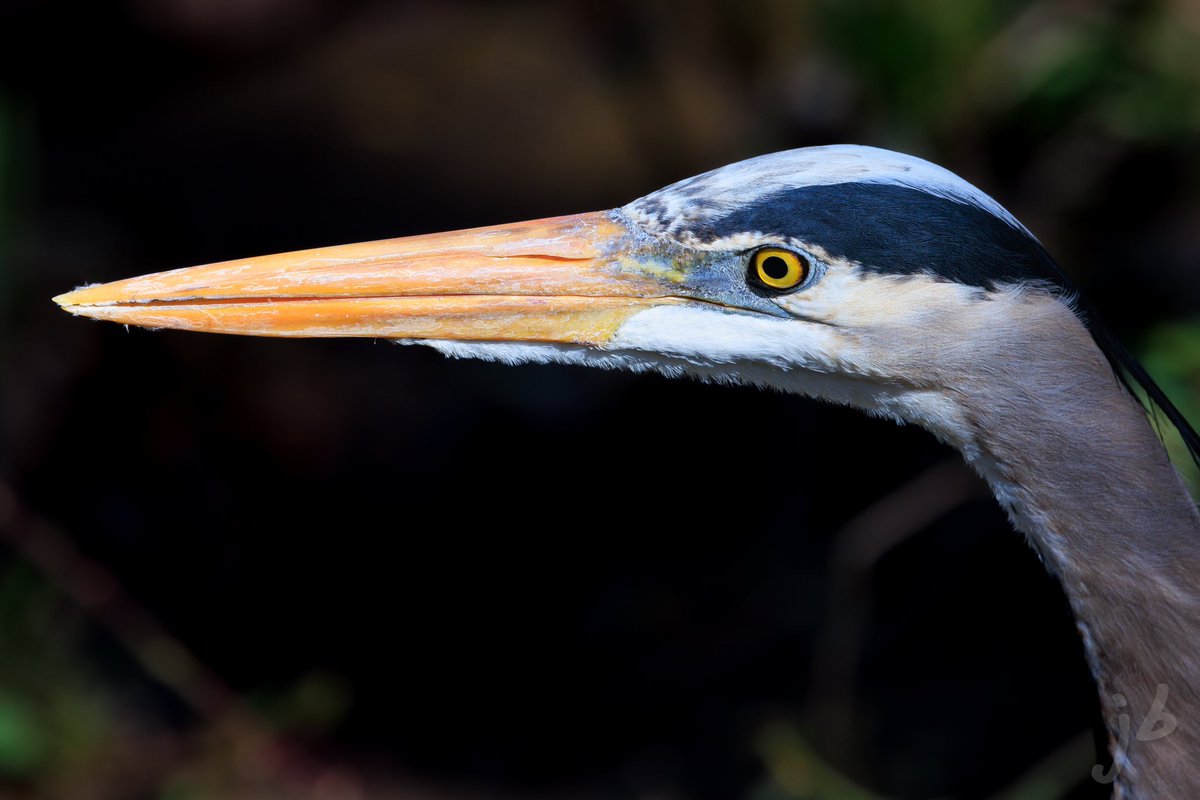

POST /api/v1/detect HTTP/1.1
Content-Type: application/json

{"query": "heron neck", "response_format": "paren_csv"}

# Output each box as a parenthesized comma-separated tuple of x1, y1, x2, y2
(954, 312, 1200, 799)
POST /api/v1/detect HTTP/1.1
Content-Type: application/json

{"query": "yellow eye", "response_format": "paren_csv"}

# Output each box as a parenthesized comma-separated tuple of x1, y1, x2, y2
(751, 248, 810, 291)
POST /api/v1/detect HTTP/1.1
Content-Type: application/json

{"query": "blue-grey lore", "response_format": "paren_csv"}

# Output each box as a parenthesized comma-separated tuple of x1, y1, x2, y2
(55, 145, 1200, 798)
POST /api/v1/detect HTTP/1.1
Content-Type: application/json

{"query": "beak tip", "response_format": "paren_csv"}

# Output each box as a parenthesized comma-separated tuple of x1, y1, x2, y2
(54, 284, 105, 310)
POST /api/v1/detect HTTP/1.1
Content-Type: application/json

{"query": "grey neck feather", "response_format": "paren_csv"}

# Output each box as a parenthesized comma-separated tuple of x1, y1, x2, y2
(941, 300, 1200, 799)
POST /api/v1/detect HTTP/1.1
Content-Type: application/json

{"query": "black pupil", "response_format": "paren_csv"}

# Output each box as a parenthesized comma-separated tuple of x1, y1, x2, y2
(762, 254, 791, 281)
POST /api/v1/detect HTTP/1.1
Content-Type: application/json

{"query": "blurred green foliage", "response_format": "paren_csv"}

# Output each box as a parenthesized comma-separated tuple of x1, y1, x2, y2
(0, 691, 47, 776)
(818, 0, 1010, 131)
(1141, 322, 1200, 494)
(751, 720, 880, 800)
(818, 0, 1200, 142)
(0, 564, 111, 786)
(251, 669, 352, 738)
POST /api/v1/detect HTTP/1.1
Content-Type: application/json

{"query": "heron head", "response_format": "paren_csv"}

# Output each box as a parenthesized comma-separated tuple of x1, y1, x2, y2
(54, 145, 1080, 436)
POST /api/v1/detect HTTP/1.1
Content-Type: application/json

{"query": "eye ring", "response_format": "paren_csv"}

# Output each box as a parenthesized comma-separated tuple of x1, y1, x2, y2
(749, 248, 810, 292)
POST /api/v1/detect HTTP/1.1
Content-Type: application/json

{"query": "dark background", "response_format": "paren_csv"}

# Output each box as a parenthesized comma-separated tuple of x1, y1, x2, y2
(2, 1, 1199, 798)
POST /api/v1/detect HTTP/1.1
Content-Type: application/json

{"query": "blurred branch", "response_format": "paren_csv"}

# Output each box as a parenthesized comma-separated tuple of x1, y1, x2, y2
(0, 476, 369, 800)
(828, 459, 985, 574)
(0, 477, 236, 722)
(805, 460, 987, 769)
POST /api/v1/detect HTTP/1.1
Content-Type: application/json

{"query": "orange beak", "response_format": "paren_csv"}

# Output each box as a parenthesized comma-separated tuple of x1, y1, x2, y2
(53, 211, 689, 346)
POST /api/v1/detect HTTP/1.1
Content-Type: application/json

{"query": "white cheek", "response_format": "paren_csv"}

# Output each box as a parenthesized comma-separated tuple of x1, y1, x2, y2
(775, 268, 990, 341)
(775, 268, 897, 326)
(609, 305, 844, 372)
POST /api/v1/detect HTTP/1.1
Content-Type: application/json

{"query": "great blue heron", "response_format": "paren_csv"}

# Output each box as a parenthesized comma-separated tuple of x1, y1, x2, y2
(54, 145, 1200, 798)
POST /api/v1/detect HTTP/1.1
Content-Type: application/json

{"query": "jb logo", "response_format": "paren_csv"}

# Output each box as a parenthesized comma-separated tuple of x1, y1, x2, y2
(1093, 683, 1177, 784)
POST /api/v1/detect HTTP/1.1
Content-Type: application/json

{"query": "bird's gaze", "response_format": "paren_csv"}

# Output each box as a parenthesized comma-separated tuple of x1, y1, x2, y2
(749, 247, 810, 292)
